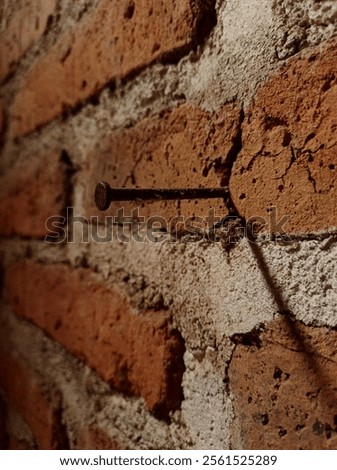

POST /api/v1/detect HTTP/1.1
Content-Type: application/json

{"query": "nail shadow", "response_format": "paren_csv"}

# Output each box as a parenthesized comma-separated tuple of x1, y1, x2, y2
(246, 237, 337, 447)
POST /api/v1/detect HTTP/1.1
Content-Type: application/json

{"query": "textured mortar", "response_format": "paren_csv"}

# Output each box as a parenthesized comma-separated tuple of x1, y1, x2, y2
(80, 235, 337, 351)
(179, 0, 337, 110)
(1, 0, 337, 451)
(2, 0, 337, 172)
(4, 233, 337, 448)
(0, 307, 193, 450)
(182, 349, 233, 449)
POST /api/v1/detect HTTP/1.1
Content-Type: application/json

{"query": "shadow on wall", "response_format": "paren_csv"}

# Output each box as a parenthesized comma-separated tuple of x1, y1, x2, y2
(229, 240, 337, 450)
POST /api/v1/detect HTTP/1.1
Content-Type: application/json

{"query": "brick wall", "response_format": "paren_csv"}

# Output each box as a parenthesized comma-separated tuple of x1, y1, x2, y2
(0, 0, 337, 450)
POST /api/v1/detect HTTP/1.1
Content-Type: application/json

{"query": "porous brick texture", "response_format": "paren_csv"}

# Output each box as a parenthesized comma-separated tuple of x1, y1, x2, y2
(230, 39, 337, 234)
(85, 102, 240, 224)
(9, 0, 216, 137)
(1, 0, 337, 451)
(230, 316, 337, 450)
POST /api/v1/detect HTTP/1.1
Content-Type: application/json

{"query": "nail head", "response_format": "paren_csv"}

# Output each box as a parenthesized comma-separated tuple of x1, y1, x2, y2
(95, 181, 111, 211)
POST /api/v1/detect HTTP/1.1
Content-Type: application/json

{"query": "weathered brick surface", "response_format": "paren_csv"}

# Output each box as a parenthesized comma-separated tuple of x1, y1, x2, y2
(0, 0, 57, 80)
(10, 0, 215, 136)
(230, 39, 337, 234)
(76, 425, 126, 450)
(229, 317, 337, 449)
(86, 103, 241, 225)
(0, 151, 67, 238)
(5, 261, 185, 418)
(0, 347, 66, 449)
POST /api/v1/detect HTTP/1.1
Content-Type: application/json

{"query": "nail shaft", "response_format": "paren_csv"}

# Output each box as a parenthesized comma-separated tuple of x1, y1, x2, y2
(95, 181, 229, 211)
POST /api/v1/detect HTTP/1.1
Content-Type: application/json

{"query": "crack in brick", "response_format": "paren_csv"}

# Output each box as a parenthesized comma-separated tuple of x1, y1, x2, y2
(306, 163, 318, 194)
(220, 107, 244, 188)
(223, 343, 236, 397)
(275, 146, 297, 183)
(218, 107, 244, 222)
(266, 338, 337, 367)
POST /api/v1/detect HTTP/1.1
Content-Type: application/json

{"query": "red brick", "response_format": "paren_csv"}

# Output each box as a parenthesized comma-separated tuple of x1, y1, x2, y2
(86, 103, 241, 224)
(5, 261, 185, 418)
(0, 0, 57, 80)
(229, 317, 337, 449)
(230, 39, 337, 234)
(76, 425, 126, 450)
(10, 0, 215, 137)
(0, 347, 67, 449)
(0, 151, 67, 238)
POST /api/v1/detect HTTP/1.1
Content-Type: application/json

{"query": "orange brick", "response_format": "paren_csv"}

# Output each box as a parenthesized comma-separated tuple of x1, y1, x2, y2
(5, 261, 185, 418)
(0, 151, 67, 238)
(10, 0, 215, 136)
(86, 103, 241, 224)
(229, 317, 337, 449)
(0, 0, 57, 80)
(76, 425, 126, 450)
(230, 39, 337, 234)
(0, 347, 67, 449)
